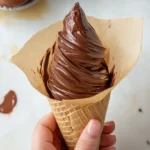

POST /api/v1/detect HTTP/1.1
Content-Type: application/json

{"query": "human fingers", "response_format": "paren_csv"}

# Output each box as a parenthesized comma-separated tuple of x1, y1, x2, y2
(103, 121, 115, 134)
(101, 134, 116, 147)
(100, 147, 116, 150)
(32, 112, 57, 150)
(75, 119, 101, 150)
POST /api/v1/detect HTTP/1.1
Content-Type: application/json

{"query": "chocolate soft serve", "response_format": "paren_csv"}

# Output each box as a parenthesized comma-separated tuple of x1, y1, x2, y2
(41, 3, 113, 100)
(0, 0, 29, 7)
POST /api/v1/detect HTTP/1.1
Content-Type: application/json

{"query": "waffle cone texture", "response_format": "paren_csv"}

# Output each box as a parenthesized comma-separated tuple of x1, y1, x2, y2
(49, 94, 110, 150)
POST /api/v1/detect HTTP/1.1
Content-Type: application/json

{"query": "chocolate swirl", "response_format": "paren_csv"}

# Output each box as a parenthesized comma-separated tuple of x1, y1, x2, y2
(43, 3, 112, 100)
(0, 0, 29, 7)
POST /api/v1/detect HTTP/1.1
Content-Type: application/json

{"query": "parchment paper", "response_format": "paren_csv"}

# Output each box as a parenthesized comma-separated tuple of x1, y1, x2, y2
(11, 17, 143, 105)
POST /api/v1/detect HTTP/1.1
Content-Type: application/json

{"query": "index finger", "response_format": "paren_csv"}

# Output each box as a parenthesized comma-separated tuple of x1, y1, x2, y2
(38, 112, 57, 132)
(32, 112, 57, 150)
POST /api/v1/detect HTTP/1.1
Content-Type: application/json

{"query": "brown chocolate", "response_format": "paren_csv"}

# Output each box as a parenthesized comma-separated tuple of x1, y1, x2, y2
(147, 140, 150, 146)
(41, 2, 113, 100)
(0, 0, 29, 7)
(138, 108, 143, 113)
(0, 90, 17, 114)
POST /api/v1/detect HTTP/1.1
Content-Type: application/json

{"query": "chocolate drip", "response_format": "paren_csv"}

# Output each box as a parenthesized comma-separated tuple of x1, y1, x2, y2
(0, 90, 17, 114)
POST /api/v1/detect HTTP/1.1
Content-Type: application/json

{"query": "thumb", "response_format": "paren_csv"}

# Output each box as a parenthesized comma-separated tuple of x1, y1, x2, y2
(75, 119, 101, 150)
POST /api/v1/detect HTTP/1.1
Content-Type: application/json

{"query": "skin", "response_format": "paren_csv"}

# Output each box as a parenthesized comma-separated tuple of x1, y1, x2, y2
(32, 112, 116, 150)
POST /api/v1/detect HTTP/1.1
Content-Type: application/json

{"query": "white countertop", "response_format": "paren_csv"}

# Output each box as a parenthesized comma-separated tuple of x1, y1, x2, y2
(0, 0, 150, 150)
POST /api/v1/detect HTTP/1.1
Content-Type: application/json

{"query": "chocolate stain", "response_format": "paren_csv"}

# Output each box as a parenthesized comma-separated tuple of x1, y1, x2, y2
(147, 140, 150, 146)
(0, 0, 49, 21)
(0, 90, 17, 114)
(138, 108, 143, 113)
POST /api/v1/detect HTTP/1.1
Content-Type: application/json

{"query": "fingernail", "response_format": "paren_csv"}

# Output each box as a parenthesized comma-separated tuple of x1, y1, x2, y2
(105, 121, 114, 125)
(87, 119, 101, 137)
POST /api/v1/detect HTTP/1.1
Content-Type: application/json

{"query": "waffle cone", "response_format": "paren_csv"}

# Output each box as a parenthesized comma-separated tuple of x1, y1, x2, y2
(11, 16, 143, 150)
(49, 94, 110, 150)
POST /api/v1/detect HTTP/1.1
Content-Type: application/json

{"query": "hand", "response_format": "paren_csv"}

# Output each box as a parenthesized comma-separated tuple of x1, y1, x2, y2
(32, 112, 116, 150)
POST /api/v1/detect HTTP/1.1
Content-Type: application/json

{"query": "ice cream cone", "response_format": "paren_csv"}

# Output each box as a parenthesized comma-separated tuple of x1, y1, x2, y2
(11, 16, 143, 150)
(49, 94, 110, 149)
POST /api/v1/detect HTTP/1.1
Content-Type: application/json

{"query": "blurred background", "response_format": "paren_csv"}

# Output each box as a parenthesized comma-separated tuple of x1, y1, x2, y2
(0, 0, 150, 150)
